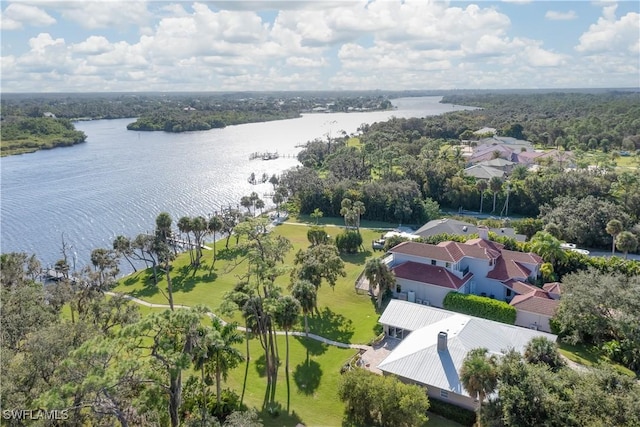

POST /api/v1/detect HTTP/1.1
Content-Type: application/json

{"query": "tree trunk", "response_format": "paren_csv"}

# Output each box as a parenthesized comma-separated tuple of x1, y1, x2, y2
(166, 261, 174, 311)
(479, 191, 484, 213)
(285, 329, 290, 413)
(612, 237, 616, 254)
(304, 314, 309, 337)
(169, 373, 182, 427)
(209, 238, 217, 274)
(216, 353, 222, 411)
(201, 364, 207, 427)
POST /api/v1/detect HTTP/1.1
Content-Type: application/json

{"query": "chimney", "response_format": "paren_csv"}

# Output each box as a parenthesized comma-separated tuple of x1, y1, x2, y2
(477, 226, 489, 240)
(437, 332, 448, 352)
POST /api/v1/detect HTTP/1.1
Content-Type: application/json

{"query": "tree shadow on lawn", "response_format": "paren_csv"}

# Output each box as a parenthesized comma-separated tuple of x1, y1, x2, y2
(294, 336, 328, 357)
(259, 404, 304, 425)
(171, 264, 217, 293)
(307, 307, 355, 344)
(293, 358, 322, 396)
(340, 250, 372, 266)
(254, 354, 268, 378)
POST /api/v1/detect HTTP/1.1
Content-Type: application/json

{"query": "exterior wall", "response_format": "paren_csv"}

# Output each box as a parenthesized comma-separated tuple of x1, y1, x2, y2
(459, 257, 491, 282)
(392, 252, 450, 268)
(426, 386, 478, 411)
(393, 278, 454, 308)
(514, 310, 553, 333)
(474, 278, 508, 300)
(388, 374, 479, 411)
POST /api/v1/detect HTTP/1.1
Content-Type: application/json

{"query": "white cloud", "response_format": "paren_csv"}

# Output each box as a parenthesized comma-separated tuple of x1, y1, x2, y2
(1, 3, 56, 30)
(545, 10, 577, 21)
(1, 0, 639, 92)
(51, 1, 152, 29)
(71, 36, 113, 55)
(286, 56, 327, 68)
(575, 5, 640, 54)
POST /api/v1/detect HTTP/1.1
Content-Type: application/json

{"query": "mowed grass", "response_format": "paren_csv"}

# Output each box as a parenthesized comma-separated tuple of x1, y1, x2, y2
(559, 342, 636, 378)
(226, 335, 355, 427)
(111, 218, 426, 425)
(113, 220, 393, 344)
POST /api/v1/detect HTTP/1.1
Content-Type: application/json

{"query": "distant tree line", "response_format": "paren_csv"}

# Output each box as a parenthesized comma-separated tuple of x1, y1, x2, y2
(280, 91, 640, 251)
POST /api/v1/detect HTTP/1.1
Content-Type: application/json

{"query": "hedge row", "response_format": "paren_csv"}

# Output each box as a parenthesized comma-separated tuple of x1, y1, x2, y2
(428, 397, 476, 427)
(443, 292, 516, 324)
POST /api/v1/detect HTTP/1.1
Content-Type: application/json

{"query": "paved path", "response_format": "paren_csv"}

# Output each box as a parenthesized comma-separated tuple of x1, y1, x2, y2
(105, 291, 371, 351)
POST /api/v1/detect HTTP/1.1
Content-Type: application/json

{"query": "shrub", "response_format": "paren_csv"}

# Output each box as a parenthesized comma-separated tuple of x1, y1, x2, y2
(335, 231, 362, 254)
(443, 292, 516, 324)
(428, 398, 476, 427)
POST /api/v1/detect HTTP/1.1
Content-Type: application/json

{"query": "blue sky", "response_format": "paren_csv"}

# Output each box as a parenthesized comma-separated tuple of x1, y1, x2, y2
(1, 1, 638, 92)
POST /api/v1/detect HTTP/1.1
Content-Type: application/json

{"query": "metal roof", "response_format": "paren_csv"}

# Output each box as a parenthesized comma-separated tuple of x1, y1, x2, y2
(377, 301, 557, 398)
(378, 300, 454, 331)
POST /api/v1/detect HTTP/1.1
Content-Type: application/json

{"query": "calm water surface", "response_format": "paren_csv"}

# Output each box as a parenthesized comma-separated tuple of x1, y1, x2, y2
(1, 96, 471, 270)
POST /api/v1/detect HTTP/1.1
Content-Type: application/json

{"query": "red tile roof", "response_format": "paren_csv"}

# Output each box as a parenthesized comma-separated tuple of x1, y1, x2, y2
(504, 279, 539, 295)
(542, 282, 562, 295)
(487, 258, 532, 281)
(510, 290, 559, 317)
(392, 261, 473, 290)
(390, 240, 542, 282)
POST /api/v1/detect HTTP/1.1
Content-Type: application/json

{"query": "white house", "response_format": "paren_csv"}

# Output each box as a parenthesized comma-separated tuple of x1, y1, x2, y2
(377, 301, 557, 410)
(385, 228, 542, 306)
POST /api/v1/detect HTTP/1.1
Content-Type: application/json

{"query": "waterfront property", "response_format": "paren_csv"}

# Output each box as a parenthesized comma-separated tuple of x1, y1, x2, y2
(385, 226, 541, 307)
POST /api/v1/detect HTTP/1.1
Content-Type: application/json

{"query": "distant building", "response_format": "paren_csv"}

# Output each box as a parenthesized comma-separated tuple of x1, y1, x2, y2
(413, 218, 526, 242)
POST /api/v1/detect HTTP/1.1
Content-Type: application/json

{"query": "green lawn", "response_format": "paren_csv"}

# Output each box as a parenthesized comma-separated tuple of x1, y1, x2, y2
(113, 221, 390, 344)
(112, 218, 466, 425)
(559, 342, 636, 377)
(225, 335, 354, 427)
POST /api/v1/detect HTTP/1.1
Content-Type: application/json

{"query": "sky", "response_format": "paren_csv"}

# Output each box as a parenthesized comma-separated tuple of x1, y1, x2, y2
(1, 0, 639, 92)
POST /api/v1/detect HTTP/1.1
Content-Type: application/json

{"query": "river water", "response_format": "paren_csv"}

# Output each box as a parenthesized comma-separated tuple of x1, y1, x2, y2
(1, 96, 471, 270)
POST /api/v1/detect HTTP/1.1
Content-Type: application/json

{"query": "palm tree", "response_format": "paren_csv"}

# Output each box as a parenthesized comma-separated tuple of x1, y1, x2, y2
(524, 336, 565, 372)
(540, 262, 555, 282)
(529, 231, 566, 267)
(352, 201, 366, 233)
(156, 212, 175, 310)
(364, 258, 395, 310)
(488, 176, 502, 213)
(272, 295, 301, 412)
(340, 198, 353, 228)
(459, 348, 498, 407)
(606, 219, 624, 255)
(191, 216, 208, 267)
(615, 231, 638, 259)
(476, 180, 488, 213)
(291, 280, 317, 336)
(208, 317, 244, 411)
(310, 208, 323, 225)
(208, 214, 223, 273)
(255, 198, 265, 215)
(177, 216, 194, 264)
(193, 326, 216, 425)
